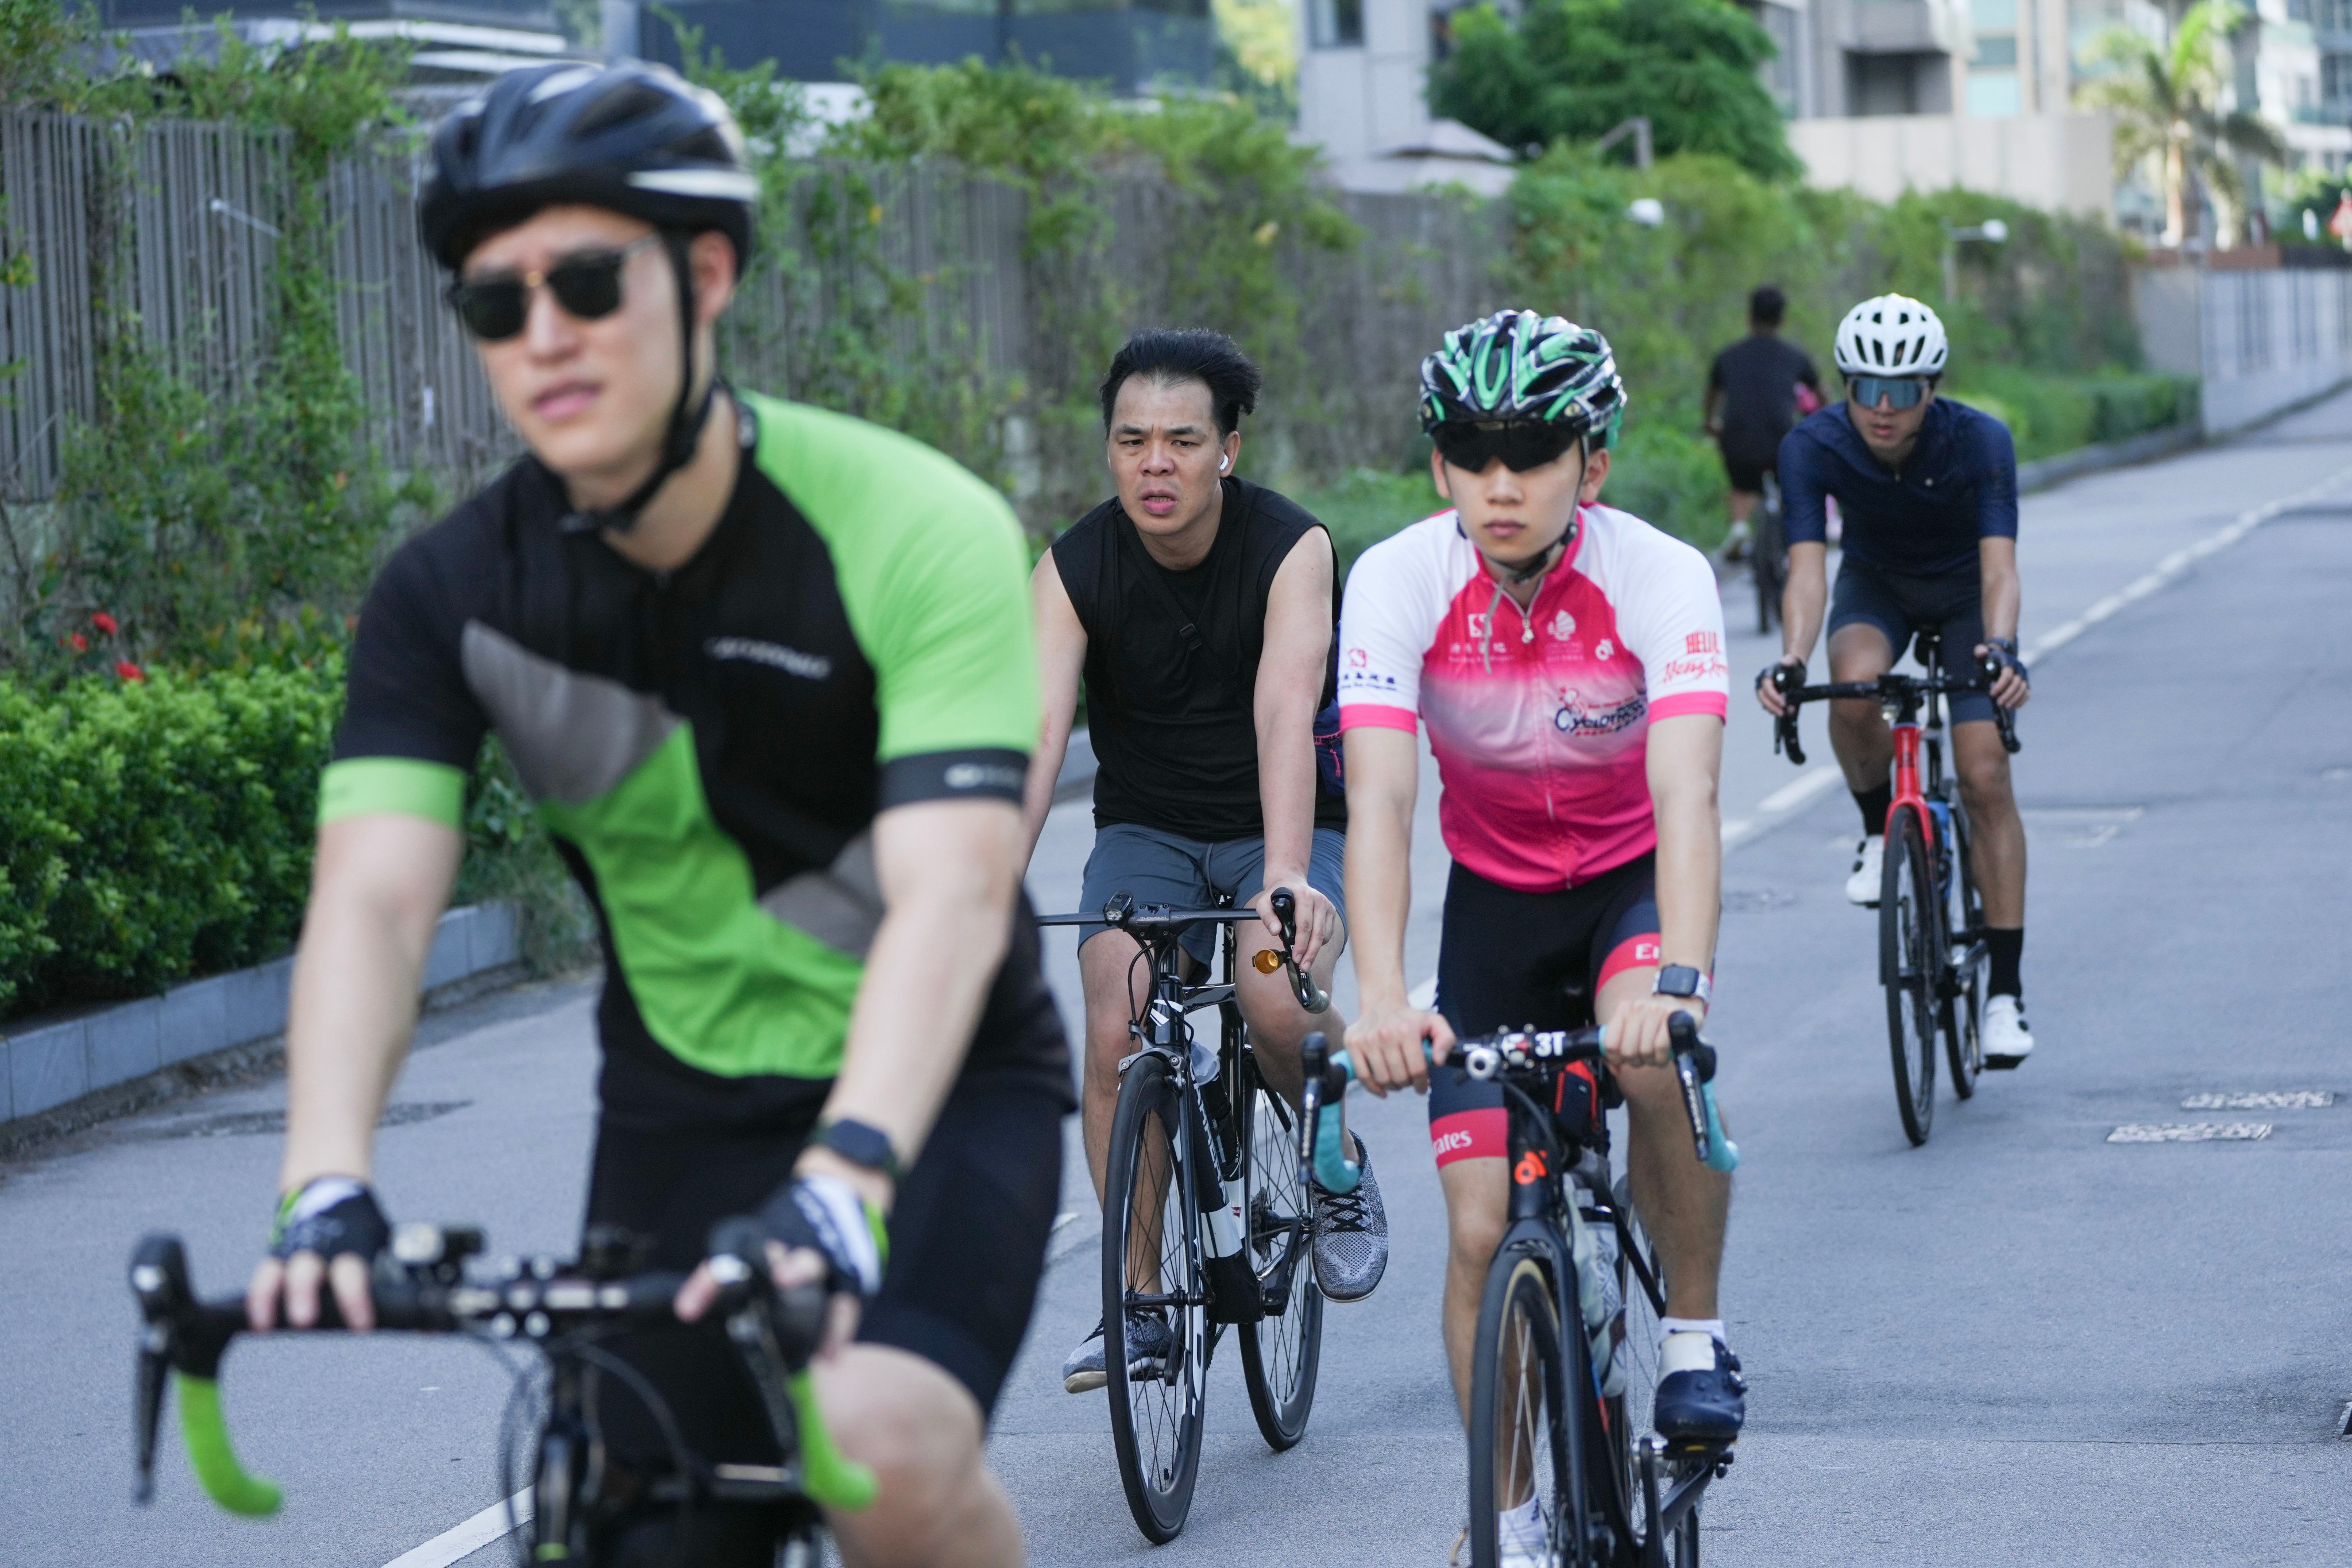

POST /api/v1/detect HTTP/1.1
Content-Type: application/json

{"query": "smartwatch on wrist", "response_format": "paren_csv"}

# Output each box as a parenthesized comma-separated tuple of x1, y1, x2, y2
(811, 1118, 903, 1185)
(1652, 965, 1713, 1007)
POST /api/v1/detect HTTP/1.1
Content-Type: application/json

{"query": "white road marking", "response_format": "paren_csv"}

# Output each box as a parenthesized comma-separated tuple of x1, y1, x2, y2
(2106, 1123, 2273, 1144)
(380, 1490, 531, 1568)
(2024, 465, 2352, 665)
(1407, 976, 1438, 1010)
(2181, 1091, 2335, 1110)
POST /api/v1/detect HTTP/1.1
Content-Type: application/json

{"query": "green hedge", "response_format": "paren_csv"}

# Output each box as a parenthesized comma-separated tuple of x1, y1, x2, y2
(0, 662, 587, 1023)
(0, 664, 342, 1017)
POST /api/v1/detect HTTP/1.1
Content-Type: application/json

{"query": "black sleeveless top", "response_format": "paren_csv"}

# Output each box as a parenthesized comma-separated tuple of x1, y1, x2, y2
(1052, 477, 1346, 841)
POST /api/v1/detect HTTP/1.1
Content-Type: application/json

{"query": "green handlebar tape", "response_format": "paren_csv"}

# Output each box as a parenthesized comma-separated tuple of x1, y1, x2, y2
(1312, 1051, 1362, 1194)
(175, 1374, 283, 1517)
(788, 1368, 878, 1511)
(1701, 1082, 1740, 1174)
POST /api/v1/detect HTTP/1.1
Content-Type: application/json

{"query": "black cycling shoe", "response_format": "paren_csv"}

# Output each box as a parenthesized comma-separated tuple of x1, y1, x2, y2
(1651, 1338, 1746, 1445)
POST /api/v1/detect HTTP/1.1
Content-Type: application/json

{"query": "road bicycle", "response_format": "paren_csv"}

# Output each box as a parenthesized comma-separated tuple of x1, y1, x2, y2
(1033, 887, 1328, 1542)
(1301, 1017, 1737, 1568)
(1749, 473, 1787, 636)
(1770, 635, 2021, 1145)
(129, 1219, 870, 1566)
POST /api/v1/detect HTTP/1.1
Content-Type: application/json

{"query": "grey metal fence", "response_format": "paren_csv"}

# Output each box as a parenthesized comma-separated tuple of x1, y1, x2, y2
(1, 107, 1501, 521)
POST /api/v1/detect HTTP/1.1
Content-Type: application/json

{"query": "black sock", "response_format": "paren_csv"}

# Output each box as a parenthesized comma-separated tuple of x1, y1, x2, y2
(1854, 783, 1893, 837)
(1987, 928, 2023, 999)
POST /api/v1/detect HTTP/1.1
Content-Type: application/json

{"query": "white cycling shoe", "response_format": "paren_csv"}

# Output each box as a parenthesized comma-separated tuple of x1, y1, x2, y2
(1845, 835, 1883, 906)
(1982, 994, 2033, 1068)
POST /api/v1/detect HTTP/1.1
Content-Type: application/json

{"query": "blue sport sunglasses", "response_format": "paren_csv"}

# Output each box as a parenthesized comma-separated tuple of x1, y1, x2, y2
(1847, 374, 1932, 411)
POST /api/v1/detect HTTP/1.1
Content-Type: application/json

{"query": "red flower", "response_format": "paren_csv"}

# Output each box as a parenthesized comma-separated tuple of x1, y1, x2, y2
(91, 612, 118, 636)
(114, 660, 145, 682)
(69, 632, 87, 652)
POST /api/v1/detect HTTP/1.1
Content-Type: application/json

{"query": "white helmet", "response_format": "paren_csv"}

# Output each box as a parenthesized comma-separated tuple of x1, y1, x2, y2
(1833, 294, 1948, 376)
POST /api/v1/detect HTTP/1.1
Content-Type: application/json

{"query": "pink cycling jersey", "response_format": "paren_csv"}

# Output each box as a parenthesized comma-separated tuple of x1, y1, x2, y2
(1337, 503, 1730, 893)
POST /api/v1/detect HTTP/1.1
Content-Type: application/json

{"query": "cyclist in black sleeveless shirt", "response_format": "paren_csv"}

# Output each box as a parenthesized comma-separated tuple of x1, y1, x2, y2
(1022, 331, 1390, 1392)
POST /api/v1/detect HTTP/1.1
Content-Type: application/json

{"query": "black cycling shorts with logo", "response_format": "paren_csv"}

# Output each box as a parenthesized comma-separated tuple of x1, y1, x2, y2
(1826, 559, 1997, 724)
(577, 1066, 1065, 1563)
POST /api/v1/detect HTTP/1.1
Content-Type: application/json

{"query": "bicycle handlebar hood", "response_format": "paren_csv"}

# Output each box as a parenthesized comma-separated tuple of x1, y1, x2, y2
(418, 61, 757, 272)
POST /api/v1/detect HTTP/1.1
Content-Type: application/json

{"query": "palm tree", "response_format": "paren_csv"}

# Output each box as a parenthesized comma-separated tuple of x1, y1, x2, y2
(2076, 1, 2287, 248)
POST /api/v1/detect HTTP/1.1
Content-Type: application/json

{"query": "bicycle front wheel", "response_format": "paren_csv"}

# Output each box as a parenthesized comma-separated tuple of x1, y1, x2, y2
(1101, 1051, 1207, 1542)
(1880, 803, 1941, 1145)
(1237, 1049, 1323, 1450)
(1467, 1250, 1575, 1568)
(1941, 800, 1986, 1099)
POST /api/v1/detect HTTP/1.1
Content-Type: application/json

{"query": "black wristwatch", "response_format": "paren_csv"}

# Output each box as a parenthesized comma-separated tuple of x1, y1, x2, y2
(1652, 964, 1713, 1006)
(810, 1118, 903, 1184)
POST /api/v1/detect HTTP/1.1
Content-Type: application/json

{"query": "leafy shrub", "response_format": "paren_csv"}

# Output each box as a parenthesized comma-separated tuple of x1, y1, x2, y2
(0, 662, 589, 1022)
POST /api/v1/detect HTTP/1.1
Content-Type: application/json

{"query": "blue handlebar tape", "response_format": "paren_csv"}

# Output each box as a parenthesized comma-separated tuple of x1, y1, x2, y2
(1311, 1051, 1364, 1193)
(1701, 1082, 1740, 1174)
(790, 1368, 879, 1511)
(175, 1374, 282, 1517)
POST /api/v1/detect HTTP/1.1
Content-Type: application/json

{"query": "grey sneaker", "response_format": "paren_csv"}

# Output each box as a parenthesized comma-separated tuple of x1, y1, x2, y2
(1061, 1310, 1173, 1393)
(1309, 1133, 1389, 1301)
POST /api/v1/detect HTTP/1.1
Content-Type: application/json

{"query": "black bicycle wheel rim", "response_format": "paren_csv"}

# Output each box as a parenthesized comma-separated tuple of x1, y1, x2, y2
(1881, 805, 1938, 1145)
(1467, 1252, 1575, 1568)
(1941, 803, 1986, 1098)
(1236, 1051, 1323, 1450)
(1101, 1051, 1206, 1542)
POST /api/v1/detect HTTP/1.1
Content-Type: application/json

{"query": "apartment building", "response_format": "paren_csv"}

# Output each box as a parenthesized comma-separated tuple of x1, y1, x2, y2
(1294, 0, 1515, 193)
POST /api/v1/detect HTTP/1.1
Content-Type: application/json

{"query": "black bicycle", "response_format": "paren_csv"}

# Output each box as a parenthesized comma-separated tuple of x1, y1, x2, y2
(1302, 1016, 1737, 1568)
(130, 1218, 872, 1566)
(1034, 887, 1328, 1542)
(1750, 473, 1787, 636)
(1770, 636, 2021, 1144)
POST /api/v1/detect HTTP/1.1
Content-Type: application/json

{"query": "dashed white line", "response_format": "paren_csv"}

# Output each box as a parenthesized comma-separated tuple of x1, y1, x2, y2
(380, 1490, 531, 1568)
(2106, 1123, 2273, 1144)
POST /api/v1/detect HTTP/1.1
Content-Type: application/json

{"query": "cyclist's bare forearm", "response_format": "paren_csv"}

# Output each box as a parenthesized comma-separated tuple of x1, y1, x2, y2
(1340, 727, 1418, 1010)
(818, 798, 1026, 1202)
(1254, 534, 1334, 928)
(1978, 536, 2019, 644)
(1780, 540, 1828, 663)
(1020, 555, 1087, 863)
(1647, 715, 1724, 976)
(280, 816, 463, 1191)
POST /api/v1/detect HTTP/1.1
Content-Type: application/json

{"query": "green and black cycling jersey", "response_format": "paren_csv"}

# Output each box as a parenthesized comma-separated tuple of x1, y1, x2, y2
(325, 391, 1070, 1128)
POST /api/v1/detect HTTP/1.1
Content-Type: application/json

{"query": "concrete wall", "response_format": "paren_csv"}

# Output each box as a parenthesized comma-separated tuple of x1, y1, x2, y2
(2144, 267, 2352, 435)
(1787, 111, 2114, 218)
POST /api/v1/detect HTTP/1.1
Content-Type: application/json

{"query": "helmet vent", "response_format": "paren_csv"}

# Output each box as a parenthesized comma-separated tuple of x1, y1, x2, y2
(573, 79, 674, 139)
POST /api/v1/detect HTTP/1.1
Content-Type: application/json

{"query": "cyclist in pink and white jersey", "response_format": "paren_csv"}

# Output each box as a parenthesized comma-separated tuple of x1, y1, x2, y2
(1339, 314, 1743, 1503)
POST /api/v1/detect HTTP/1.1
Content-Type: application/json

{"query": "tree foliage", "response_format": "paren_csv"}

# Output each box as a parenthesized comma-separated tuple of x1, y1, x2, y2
(2076, 1, 2284, 247)
(1430, 0, 1798, 183)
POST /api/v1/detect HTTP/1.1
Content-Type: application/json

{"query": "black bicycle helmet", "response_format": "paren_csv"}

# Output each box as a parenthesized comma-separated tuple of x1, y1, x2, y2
(418, 62, 759, 536)
(419, 60, 756, 271)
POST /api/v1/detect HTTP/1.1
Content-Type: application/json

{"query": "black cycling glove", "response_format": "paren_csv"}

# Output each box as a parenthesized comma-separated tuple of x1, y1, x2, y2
(1983, 639, 2030, 688)
(756, 1174, 887, 1300)
(269, 1177, 389, 1262)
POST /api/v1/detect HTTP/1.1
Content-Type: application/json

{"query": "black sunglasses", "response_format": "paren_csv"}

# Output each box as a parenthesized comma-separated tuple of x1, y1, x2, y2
(1432, 421, 1583, 474)
(1847, 374, 1932, 411)
(446, 234, 664, 342)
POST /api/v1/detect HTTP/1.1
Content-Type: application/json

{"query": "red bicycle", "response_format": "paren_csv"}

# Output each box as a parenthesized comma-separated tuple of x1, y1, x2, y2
(1770, 635, 2019, 1144)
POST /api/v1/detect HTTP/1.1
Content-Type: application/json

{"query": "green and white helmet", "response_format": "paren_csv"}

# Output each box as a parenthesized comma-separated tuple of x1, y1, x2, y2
(1419, 309, 1627, 449)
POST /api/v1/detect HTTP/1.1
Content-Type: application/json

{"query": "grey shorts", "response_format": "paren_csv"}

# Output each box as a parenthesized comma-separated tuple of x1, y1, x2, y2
(1077, 823, 1347, 967)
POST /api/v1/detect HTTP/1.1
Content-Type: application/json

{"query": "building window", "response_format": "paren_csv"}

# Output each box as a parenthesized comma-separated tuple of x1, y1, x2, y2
(1969, 0, 2017, 27)
(1310, 0, 1362, 48)
(1975, 36, 2018, 68)
(1968, 69, 2022, 115)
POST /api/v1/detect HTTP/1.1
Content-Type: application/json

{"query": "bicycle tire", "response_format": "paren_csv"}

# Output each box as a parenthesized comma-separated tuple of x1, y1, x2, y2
(1880, 804, 1940, 1145)
(1941, 800, 1986, 1099)
(1467, 1250, 1576, 1568)
(1101, 1051, 1207, 1543)
(1236, 1049, 1323, 1450)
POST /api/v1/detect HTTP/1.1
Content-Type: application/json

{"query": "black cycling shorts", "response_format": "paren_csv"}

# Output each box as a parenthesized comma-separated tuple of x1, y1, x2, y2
(1827, 559, 1996, 724)
(1720, 447, 1774, 495)
(577, 1067, 1064, 1562)
(1428, 853, 1659, 1168)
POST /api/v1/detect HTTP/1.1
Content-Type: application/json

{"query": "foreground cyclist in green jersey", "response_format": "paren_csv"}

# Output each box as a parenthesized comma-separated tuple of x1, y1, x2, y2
(1338, 314, 1741, 1565)
(242, 63, 1068, 1567)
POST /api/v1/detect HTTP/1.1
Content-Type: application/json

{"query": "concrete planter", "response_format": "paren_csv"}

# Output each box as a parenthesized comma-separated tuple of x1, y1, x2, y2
(0, 903, 519, 1137)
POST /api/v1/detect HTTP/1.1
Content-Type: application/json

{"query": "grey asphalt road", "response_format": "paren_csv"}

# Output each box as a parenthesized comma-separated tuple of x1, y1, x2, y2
(7, 391, 2352, 1566)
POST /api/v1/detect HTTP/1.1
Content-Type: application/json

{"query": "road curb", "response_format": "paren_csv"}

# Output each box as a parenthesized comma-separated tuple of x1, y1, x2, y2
(0, 903, 519, 1152)
(2016, 422, 2202, 495)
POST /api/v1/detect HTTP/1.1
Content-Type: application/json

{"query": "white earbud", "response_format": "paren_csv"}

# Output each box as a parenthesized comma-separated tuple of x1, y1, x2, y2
(1219, 455, 1230, 472)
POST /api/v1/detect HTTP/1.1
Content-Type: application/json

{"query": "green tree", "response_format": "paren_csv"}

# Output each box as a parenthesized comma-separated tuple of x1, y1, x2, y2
(1429, 0, 1798, 183)
(2076, 1, 2283, 248)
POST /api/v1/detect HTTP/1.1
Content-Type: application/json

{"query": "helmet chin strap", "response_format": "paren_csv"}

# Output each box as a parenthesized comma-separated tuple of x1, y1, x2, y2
(554, 233, 719, 538)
